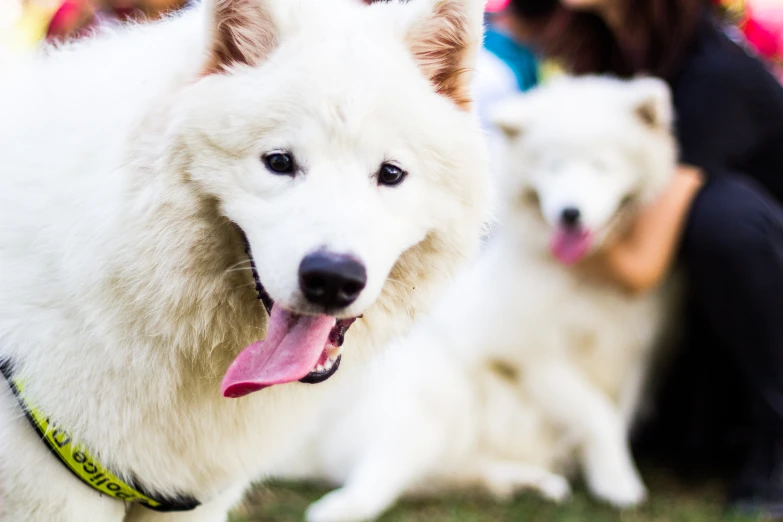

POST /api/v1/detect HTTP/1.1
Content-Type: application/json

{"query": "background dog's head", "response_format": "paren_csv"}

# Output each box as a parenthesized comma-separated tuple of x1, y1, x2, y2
(492, 76, 677, 264)
(162, 0, 490, 393)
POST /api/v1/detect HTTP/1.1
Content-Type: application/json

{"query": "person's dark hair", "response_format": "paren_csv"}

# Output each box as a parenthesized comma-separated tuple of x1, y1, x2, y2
(510, 0, 708, 78)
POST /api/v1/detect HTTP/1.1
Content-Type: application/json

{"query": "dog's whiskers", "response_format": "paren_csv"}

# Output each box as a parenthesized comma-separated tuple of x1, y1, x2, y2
(229, 282, 259, 292)
(224, 267, 254, 275)
(385, 277, 407, 288)
(225, 259, 254, 271)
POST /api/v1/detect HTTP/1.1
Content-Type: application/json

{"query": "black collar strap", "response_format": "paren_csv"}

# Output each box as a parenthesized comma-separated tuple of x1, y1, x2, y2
(0, 358, 201, 512)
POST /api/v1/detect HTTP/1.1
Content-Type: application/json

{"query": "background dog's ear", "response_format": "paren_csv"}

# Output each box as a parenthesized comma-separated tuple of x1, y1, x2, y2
(628, 77, 673, 130)
(404, 0, 486, 110)
(490, 97, 529, 139)
(203, 0, 278, 75)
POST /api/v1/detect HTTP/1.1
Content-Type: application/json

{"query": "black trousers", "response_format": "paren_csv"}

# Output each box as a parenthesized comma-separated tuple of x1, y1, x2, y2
(636, 174, 783, 475)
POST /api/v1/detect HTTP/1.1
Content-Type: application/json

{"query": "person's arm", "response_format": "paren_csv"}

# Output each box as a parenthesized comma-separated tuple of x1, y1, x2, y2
(600, 165, 704, 294)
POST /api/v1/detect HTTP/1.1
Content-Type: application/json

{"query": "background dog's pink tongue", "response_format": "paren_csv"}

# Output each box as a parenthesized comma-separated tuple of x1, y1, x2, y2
(222, 307, 336, 398)
(551, 228, 592, 265)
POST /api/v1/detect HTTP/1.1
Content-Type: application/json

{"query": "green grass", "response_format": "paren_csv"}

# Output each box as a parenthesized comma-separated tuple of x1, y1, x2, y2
(229, 471, 769, 522)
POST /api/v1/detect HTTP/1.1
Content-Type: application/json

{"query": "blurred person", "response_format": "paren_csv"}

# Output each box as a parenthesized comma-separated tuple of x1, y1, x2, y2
(475, 0, 539, 131)
(505, 0, 783, 516)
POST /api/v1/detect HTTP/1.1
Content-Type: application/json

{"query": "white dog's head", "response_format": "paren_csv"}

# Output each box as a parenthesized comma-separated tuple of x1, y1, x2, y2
(165, 0, 489, 396)
(492, 76, 677, 264)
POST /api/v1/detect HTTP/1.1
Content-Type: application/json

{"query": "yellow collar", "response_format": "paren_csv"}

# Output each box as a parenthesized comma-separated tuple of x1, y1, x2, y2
(0, 359, 200, 512)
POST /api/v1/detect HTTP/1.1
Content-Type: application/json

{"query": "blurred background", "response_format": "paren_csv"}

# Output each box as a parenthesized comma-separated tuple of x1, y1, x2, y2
(0, 0, 185, 49)
(2, 0, 781, 76)
(3, 0, 783, 520)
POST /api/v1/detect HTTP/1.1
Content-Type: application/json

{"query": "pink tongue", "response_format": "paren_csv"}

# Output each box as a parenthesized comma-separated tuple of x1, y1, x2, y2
(550, 227, 593, 265)
(221, 306, 336, 398)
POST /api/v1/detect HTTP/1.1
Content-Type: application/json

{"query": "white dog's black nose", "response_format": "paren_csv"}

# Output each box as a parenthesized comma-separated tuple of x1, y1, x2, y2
(560, 207, 581, 229)
(299, 252, 367, 309)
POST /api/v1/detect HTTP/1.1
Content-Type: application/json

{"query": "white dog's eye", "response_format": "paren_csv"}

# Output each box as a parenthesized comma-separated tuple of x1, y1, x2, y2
(377, 163, 407, 187)
(263, 152, 296, 176)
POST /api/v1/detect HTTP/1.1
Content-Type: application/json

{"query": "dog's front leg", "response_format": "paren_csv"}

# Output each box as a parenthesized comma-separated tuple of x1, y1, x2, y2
(305, 421, 447, 522)
(617, 358, 650, 433)
(475, 457, 571, 502)
(523, 358, 647, 508)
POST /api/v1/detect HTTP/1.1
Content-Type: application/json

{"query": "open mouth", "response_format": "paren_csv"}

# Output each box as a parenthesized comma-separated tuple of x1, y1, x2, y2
(549, 197, 638, 266)
(221, 233, 359, 399)
(550, 226, 593, 265)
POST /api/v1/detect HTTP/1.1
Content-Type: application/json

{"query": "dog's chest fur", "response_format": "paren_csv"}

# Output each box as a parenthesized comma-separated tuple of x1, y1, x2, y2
(561, 277, 667, 402)
(489, 245, 671, 405)
(2, 185, 308, 498)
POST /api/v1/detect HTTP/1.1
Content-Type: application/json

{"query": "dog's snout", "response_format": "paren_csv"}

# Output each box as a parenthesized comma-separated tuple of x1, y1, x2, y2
(560, 207, 581, 229)
(299, 252, 367, 309)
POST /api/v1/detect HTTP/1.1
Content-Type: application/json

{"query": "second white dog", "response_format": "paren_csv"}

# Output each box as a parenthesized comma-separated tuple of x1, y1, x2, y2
(280, 75, 681, 522)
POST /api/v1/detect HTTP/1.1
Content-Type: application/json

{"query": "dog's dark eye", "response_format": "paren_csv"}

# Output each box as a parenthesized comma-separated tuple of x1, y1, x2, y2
(263, 152, 295, 175)
(377, 163, 407, 187)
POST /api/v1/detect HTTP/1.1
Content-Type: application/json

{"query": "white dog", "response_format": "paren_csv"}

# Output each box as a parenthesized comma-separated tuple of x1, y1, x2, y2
(281, 76, 681, 522)
(0, 0, 491, 520)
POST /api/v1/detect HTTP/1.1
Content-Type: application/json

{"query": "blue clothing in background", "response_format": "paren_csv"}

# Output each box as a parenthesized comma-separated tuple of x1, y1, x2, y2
(483, 27, 539, 92)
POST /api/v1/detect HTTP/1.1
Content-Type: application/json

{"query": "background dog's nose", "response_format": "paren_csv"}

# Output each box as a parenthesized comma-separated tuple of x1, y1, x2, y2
(299, 252, 367, 309)
(560, 207, 581, 228)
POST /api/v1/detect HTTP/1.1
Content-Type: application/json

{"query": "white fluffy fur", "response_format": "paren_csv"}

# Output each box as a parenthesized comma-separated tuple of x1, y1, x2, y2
(0, 0, 490, 520)
(276, 76, 681, 522)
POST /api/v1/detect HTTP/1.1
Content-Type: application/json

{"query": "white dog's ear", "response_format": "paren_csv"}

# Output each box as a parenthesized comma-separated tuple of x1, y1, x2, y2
(203, 0, 278, 74)
(405, 0, 486, 110)
(629, 77, 673, 130)
(490, 96, 529, 139)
